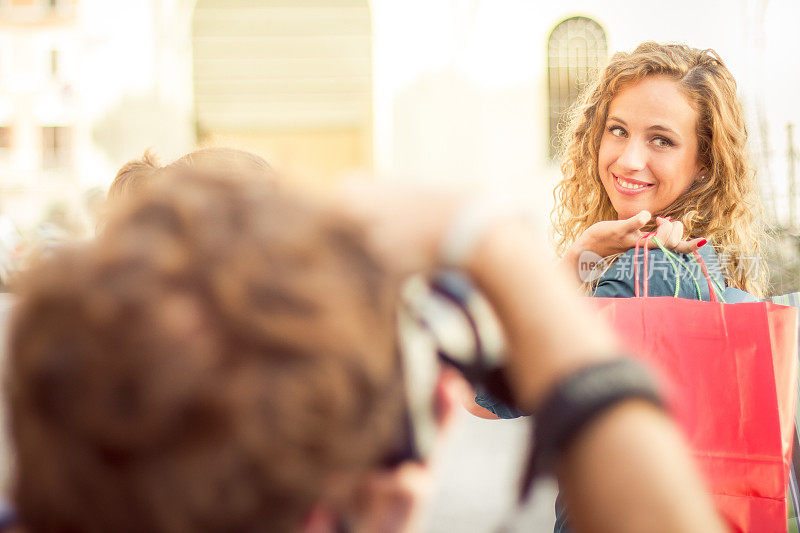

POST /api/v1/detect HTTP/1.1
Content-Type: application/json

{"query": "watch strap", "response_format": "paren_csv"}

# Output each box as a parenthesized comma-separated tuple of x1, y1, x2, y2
(519, 358, 664, 501)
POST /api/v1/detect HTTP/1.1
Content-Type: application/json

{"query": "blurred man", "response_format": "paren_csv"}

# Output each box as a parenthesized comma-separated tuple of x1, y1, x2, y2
(7, 166, 724, 532)
(10, 167, 409, 532)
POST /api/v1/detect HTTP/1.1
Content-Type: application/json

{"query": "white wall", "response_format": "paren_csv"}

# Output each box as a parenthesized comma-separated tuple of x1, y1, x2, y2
(759, 0, 800, 223)
(77, 0, 195, 183)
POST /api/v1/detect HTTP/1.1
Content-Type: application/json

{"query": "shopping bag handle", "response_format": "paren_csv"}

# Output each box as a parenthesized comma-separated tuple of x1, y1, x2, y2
(649, 237, 726, 303)
(691, 249, 720, 302)
(650, 237, 700, 299)
(632, 234, 725, 302)
(633, 234, 644, 297)
(633, 233, 665, 298)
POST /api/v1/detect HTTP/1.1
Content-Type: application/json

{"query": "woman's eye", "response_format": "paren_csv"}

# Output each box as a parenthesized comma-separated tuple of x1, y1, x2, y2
(652, 137, 674, 148)
(608, 126, 627, 138)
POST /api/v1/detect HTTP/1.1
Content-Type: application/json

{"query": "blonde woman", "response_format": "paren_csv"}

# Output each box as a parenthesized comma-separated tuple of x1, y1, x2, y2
(546, 41, 768, 533)
(555, 41, 766, 299)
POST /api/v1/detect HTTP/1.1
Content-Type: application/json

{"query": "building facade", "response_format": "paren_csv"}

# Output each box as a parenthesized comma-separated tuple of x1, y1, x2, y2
(0, 0, 798, 231)
(0, 0, 194, 230)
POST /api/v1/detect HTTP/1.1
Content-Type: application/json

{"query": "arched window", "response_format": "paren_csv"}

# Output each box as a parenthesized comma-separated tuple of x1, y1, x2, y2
(547, 17, 607, 158)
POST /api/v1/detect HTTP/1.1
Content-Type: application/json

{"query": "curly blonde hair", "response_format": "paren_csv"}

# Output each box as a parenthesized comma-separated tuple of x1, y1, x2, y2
(552, 42, 768, 296)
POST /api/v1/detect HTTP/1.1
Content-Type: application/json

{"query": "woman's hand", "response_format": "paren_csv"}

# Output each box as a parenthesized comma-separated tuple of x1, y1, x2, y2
(576, 211, 706, 258)
(561, 211, 707, 284)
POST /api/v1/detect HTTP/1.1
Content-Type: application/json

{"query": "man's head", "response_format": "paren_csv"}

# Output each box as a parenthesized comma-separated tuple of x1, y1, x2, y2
(107, 147, 275, 206)
(168, 147, 275, 179)
(106, 149, 162, 204)
(9, 166, 405, 531)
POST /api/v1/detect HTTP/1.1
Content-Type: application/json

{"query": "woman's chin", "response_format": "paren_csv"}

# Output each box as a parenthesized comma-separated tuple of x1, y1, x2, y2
(615, 207, 647, 220)
(609, 194, 654, 221)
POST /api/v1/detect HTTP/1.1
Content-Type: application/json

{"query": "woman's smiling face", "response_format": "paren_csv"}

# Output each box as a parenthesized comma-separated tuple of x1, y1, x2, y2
(598, 76, 703, 220)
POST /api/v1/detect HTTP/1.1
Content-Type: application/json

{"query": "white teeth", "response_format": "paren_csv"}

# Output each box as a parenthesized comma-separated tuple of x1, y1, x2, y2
(616, 176, 647, 190)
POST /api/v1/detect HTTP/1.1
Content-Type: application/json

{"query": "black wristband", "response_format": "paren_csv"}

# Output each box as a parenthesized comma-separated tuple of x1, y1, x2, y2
(519, 358, 664, 501)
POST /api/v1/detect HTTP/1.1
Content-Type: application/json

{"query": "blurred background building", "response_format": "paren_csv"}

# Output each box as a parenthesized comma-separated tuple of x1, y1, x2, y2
(193, 0, 373, 190)
(0, 0, 193, 231)
(0, 0, 797, 277)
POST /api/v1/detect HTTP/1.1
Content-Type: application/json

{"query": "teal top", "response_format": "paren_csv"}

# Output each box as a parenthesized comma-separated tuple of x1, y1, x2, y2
(592, 241, 725, 300)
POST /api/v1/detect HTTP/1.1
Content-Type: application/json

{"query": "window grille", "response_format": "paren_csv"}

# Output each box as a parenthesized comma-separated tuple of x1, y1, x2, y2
(49, 49, 58, 76)
(41, 126, 71, 169)
(547, 16, 607, 159)
(0, 127, 10, 150)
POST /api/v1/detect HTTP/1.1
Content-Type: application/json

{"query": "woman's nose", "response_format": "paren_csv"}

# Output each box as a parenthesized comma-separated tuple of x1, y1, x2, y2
(617, 139, 647, 172)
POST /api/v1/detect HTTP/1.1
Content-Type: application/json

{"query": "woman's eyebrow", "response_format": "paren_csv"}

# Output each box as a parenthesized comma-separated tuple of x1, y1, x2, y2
(648, 125, 680, 138)
(606, 117, 681, 140)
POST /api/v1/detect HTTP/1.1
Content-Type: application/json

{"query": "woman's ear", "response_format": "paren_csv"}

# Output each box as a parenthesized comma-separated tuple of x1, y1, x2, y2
(693, 167, 708, 183)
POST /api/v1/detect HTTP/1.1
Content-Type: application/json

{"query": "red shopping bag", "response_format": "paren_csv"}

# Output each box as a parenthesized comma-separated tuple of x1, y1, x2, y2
(591, 239, 798, 532)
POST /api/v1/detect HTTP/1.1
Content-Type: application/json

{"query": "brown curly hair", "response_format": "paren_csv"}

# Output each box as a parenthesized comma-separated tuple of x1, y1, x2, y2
(108, 147, 275, 205)
(552, 42, 768, 296)
(8, 166, 405, 532)
(106, 148, 162, 204)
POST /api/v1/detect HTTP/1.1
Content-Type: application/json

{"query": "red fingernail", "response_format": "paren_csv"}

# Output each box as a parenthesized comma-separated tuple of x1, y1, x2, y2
(697, 239, 707, 247)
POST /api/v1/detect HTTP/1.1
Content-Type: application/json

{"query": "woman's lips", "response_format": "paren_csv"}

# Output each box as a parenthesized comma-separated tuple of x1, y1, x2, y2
(612, 173, 654, 196)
